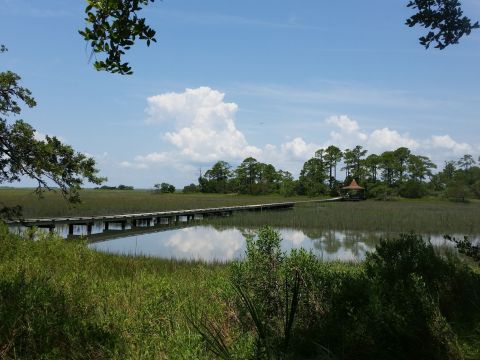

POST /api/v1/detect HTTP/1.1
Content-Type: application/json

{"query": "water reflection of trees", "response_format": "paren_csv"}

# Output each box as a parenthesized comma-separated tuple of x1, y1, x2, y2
(214, 224, 382, 260)
(306, 229, 378, 258)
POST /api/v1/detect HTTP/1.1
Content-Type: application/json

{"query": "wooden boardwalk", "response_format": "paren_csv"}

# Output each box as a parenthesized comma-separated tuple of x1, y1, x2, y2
(5, 202, 295, 235)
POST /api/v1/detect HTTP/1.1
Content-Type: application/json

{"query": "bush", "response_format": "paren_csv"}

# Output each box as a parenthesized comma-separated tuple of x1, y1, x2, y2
(444, 181, 471, 202)
(153, 182, 176, 194)
(399, 180, 427, 198)
(367, 183, 397, 200)
(194, 227, 328, 359)
(363, 234, 464, 360)
(182, 183, 199, 193)
(196, 230, 480, 360)
(117, 184, 134, 190)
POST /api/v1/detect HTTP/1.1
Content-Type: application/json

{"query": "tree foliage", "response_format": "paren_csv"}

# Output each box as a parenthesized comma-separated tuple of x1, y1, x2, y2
(406, 0, 479, 49)
(79, 0, 157, 75)
(1, 47, 104, 214)
(153, 182, 176, 193)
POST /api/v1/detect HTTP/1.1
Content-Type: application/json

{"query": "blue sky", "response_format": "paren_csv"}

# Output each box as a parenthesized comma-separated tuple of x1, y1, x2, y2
(2, 0, 480, 188)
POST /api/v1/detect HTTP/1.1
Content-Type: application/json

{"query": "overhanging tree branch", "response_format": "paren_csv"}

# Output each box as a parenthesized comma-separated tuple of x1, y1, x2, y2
(1, 47, 105, 218)
(406, 0, 479, 49)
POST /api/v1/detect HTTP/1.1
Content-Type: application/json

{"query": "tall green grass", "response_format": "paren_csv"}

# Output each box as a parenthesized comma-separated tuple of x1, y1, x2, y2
(0, 188, 306, 218)
(0, 223, 233, 359)
(206, 201, 480, 234)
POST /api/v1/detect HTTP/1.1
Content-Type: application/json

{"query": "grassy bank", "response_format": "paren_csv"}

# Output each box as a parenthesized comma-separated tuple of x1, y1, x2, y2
(0, 224, 231, 359)
(1, 224, 479, 359)
(0, 188, 308, 218)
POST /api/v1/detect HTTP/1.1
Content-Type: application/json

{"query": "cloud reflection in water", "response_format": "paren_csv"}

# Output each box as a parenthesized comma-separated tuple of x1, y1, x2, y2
(90, 226, 382, 262)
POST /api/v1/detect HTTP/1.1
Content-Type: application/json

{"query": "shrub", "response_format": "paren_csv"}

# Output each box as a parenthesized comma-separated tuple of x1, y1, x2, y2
(399, 180, 427, 198)
(153, 182, 176, 193)
(195, 227, 329, 359)
(193, 230, 480, 360)
(182, 183, 199, 193)
(362, 234, 466, 360)
(367, 183, 397, 200)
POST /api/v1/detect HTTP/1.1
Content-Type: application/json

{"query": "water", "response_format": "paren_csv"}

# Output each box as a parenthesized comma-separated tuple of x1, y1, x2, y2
(9, 211, 478, 262)
(88, 225, 465, 262)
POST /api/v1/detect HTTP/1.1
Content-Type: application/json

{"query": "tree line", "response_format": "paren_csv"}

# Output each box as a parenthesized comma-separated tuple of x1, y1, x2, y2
(188, 146, 480, 200)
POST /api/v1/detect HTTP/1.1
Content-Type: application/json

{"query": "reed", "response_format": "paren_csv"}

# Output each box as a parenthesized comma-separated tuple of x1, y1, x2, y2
(205, 200, 480, 235)
(0, 188, 307, 218)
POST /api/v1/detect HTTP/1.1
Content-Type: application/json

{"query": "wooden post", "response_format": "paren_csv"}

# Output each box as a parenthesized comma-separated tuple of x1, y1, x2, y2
(121, 221, 126, 230)
(104, 222, 109, 231)
(68, 224, 74, 236)
(87, 223, 93, 235)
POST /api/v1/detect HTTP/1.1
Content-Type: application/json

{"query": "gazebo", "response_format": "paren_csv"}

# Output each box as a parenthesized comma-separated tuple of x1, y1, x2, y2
(341, 179, 365, 201)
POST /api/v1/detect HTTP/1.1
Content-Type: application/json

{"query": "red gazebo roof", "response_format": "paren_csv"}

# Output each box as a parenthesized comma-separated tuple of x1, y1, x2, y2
(342, 179, 364, 190)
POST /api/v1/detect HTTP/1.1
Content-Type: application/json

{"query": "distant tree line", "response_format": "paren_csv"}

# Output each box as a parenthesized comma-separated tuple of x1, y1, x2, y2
(192, 146, 480, 201)
(153, 183, 176, 194)
(96, 184, 134, 190)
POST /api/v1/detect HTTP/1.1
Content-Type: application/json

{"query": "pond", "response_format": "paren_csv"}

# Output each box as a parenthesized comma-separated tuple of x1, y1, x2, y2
(88, 225, 462, 262)
(9, 203, 479, 262)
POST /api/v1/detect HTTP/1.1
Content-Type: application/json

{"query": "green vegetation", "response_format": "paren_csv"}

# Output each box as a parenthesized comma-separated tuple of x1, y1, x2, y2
(0, 223, 230, 359)
(206, 200, 480, 235)
(194, 227, 480, 359)
(97, 184, 135, 190)
(2, 224, 479, 359)
(0, 189, 307, 218)
(153, 183, 176, 194)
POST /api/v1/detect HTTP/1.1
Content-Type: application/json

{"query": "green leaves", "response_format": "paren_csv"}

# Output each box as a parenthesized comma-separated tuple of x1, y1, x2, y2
(79, 0, 157, 75)
(1, 49, 105, 210)
(406, 0, 479, 49)
(0, 71, 36, 115)
(0, 120, 105, 204)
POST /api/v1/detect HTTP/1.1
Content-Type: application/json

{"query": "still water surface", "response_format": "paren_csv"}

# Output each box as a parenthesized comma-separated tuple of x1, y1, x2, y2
(88, 225, 462, 262)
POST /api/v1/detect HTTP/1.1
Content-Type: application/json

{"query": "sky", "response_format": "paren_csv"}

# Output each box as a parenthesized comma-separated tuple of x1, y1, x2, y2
(1, 0, 480, 188)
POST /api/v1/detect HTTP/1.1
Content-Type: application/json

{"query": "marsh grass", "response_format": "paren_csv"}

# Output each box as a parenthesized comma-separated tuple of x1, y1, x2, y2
(0, 224, 235, 359)
(0, 188, 307, 218)
(205, 200, 480, 235)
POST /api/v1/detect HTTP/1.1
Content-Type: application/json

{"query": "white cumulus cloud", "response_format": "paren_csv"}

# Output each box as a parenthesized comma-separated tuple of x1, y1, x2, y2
(426, 135, 472, 155)
(144, 87, 261, 162)
(280, 137, 319, 160)
(119, 161, 148, 170)
(368, 128, 419, 150)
